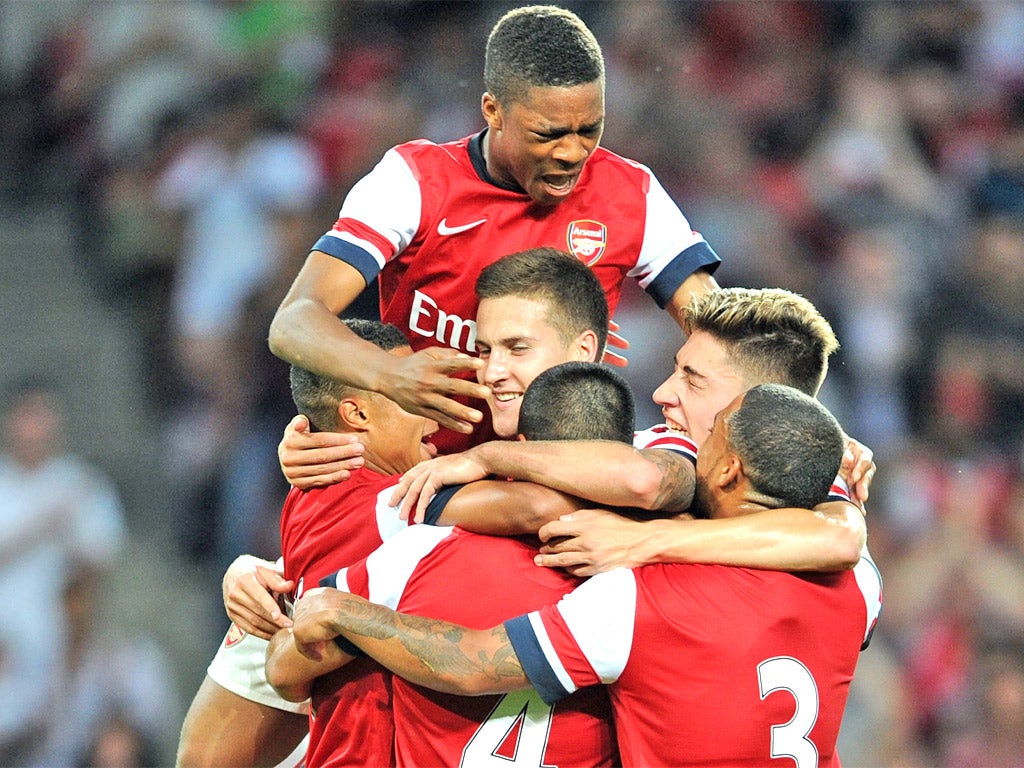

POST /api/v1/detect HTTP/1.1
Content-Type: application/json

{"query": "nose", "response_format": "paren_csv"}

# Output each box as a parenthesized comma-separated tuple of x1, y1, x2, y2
(481, 351, 509, 386)
(652, 377, 676, 408)
(551, 133, 592, 166)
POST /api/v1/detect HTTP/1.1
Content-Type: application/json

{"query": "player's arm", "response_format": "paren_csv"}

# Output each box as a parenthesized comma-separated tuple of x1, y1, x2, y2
(268, 252, 488, 434)
(176, 675, 308, 768)
(290, 587, 526, 696)
(392, 440, 695, 522)
(431, 480, 588, 535)
(265, 622, 355, 703)
(664, 267, 720, 328)
(535, 501, 866, 577)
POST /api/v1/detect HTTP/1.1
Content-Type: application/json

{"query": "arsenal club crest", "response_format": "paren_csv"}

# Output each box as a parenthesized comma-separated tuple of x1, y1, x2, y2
(224, 622, 246, 647)
(567, 220, 607, 265)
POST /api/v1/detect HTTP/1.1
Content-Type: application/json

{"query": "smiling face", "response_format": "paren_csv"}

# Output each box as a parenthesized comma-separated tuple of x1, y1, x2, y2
(482, 81, 604, 206)
(652, 330, 749, 448)
(475, 294, 598, 438)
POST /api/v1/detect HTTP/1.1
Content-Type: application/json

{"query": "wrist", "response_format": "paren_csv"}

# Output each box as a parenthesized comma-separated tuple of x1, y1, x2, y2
(638, 518, 683, 565)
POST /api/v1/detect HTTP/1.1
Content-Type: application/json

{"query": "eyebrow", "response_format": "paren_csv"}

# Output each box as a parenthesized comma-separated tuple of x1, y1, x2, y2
(535, 118, 604, 137)
(681, 364, 706, 380)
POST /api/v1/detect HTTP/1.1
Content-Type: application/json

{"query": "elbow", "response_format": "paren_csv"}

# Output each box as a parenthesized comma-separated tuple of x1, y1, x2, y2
(267, 314, 290, 360)
(829, 525, 865, 570)
(624, 461, 680, 511)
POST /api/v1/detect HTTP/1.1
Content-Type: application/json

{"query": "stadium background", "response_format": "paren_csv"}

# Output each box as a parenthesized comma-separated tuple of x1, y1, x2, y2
(1, 1, 1023, 765)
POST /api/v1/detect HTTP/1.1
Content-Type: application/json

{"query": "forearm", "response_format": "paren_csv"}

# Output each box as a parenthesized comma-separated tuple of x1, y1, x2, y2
(472, 441, 693, 511)
(269, 300, 393, 394)
(666, 268, 719, 327)
(265, 628, 346, 702)
(325, 593, 527, 696)
(639, 506, 865, 571)
(439, 481, 583, 535)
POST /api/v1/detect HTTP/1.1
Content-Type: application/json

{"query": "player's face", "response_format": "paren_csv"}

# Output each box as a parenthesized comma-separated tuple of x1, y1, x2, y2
(368, 347, 439, 473)
(372, 397, 439, 473)
(482, 82, 604, 206)
(691, 392, 745, 520)
(652, 330, 747, 448)
(475, 295, 592, 438)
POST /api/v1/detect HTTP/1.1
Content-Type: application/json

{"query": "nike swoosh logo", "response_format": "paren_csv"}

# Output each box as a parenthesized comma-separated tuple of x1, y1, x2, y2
(437, 217, 488, 236)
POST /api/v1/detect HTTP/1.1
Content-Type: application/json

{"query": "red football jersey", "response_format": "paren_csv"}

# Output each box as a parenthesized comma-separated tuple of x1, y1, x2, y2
(326, 526, 618, 768)
(506, 556, 883, 767)
(279, 468, 411, 768)
(312, 132, 720, 452)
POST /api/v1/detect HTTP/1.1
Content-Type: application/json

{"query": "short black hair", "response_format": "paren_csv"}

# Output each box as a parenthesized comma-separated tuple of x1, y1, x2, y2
(726, 383, 844, 510)
(484, 5, 604, 104)
(518, 361, 634, 444)
(476, 247, 608, 354)
(289, 320, 408, 432)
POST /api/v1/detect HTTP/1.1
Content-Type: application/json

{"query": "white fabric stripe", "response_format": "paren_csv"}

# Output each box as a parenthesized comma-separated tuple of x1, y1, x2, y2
(554, 568, 636, 683)
(630, 168, 703, 287)
(527, 612, 577, 695)
(375, 483, 409, 542)
(335, 147, 421, 259)
(852, 549, 883, 642)
(364, 525, 454, 608)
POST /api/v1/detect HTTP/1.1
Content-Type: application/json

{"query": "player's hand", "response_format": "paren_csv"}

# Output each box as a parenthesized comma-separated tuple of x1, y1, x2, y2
(389, 449, 490, 522)
(223, 555, 294, 639)
(536, 508, 652, 577)
(384, 347, 489, 435)
(602, 319, 629, 368)
(279, 414, 365, 489)
(291, 587, 361, 661)
(841, 436, 876, 504)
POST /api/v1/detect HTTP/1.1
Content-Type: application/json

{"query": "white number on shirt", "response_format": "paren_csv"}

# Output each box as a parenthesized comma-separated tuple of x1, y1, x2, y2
(758, 656, 820, 768)
(460, 689, 554, 767)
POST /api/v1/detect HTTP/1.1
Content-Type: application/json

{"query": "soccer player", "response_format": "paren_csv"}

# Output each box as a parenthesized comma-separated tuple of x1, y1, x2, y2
(268, 4, 721, 457)
(177, 319, 429, 768)
(286, 383, 884, 767)
(266, 362, 636, 767)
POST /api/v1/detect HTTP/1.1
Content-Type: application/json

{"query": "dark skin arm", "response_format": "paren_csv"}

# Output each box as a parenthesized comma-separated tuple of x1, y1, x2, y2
(269, 252, 489, 434)
(435, 479, 592, 535)
(264, 624, 354, 703)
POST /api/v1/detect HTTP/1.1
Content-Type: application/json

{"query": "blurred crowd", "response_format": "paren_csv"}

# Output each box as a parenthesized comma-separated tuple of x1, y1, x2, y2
(1, 1, 1023, 766)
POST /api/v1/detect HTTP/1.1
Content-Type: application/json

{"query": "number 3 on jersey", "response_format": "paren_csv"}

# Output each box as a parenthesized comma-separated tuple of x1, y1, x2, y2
(461, 690, 554, 767)
(761, 655, 823, 768)
(758, 656, 820, 768)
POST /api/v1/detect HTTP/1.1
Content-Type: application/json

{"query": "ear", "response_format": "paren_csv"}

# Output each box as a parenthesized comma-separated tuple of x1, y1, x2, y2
(482, 92, 502, 130)
(573, 329, 601, 363)
(336, 397, 371, 432)
(716, 454, 744, 491)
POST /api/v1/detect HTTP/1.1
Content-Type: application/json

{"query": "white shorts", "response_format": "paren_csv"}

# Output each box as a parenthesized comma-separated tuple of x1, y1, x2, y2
(207, 623, 310, 715)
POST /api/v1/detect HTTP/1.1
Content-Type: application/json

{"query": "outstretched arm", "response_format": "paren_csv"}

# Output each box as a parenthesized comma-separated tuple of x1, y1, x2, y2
(269, 252, 489, 434)
(535, 502, 866, 577)
(290, 588, 526, 697)
(391, 440, 695, 522)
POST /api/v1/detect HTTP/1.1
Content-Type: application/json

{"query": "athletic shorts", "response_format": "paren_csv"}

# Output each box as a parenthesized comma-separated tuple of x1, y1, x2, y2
(207, 623, 310, 715)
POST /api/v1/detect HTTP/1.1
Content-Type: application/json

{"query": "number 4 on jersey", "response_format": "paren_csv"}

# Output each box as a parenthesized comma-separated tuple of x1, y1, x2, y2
(461, 690, 555, 767)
